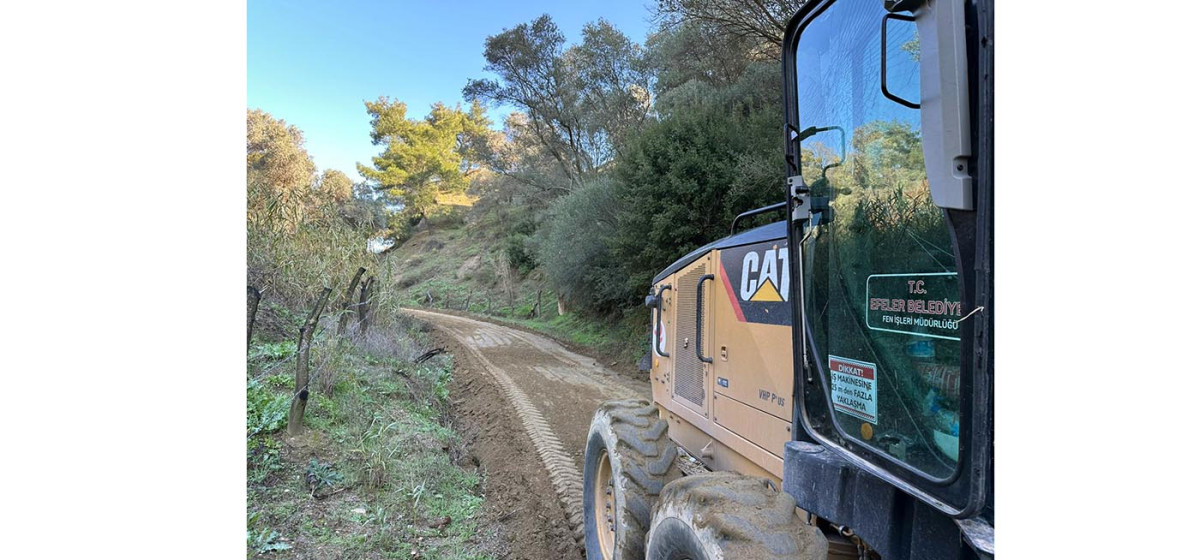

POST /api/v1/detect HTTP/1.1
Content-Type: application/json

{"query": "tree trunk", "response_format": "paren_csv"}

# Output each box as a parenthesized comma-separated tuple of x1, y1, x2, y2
(464, 290, 472, 312)
(535, 289, 542, 319)
(357, 276, 375, 334)
(337, 267, 367, 336)
(247, 285, 261, 350)
(557, 294, 566, 316)
(287, 287, 332, 436)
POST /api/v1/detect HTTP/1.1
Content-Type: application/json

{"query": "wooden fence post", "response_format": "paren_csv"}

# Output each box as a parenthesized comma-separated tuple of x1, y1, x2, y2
(287, 287, 332, 436)
(247, 285, 261, 350)
(356, 276, 375, 334)
(337, 267, 367, 336)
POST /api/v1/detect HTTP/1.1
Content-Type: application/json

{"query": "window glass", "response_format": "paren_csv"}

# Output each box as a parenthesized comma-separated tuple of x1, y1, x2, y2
(796, 0, 963, 479)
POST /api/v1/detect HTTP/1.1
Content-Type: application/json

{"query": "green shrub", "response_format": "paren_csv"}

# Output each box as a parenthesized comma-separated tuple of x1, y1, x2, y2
(535, 177, 627, 315)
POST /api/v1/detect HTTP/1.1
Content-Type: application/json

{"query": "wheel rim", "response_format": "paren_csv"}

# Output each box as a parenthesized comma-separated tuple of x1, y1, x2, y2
(593, 449, 616, 560)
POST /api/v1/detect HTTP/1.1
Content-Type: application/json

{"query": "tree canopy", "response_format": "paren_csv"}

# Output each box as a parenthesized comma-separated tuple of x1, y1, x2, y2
(357, 98, 491, 219)
(464, 15, 651, 190)
(247, 109, 317, 227)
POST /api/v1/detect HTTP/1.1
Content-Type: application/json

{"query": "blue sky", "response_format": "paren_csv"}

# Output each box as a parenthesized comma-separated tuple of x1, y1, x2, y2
(248, 0, 656, 182)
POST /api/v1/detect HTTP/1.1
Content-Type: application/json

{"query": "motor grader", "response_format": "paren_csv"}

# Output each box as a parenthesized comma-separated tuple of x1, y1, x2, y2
(582, 0, 993, 558)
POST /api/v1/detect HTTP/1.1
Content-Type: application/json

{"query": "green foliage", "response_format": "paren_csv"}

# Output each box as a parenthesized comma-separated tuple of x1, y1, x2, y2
(535, 177, 627, 313)
(356, 98, 491, 219)
(655, 0, 805, 49)
(247, 321, 488, 559)
(246, 112, 387, 316)
(247, 109, 317, 230)
(304, 459, 344, 492)
(612, 93, 781, 296)
(247, 436, 283, 485)
(338, 197, 388, 232)
(317, 169, 354, 203)
(504, 234, 536, 275)
(464, 14, 650, 187)
(249, 340, 297, 362)
(246, 379, 290, 437)
(247, 511, 292, 556)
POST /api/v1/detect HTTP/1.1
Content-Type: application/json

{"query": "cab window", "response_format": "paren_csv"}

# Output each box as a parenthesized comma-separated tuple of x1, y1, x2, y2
(796, 0, 963, 479)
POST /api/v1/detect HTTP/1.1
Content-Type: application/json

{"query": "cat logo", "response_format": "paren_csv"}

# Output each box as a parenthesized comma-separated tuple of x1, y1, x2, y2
(739, 244, 789, 303)
(719, 240, 792, 326)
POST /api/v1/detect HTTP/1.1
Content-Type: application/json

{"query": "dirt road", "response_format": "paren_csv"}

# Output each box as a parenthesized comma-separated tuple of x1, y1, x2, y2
(403, 308, 650, 559)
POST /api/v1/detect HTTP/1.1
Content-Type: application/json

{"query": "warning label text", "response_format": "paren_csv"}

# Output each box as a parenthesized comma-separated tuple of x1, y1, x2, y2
(829, 355, 878, 424)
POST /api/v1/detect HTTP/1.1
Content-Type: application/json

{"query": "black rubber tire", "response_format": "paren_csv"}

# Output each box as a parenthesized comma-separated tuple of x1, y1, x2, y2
(583, 399, 678, 560)
(646, 472, 828, 560)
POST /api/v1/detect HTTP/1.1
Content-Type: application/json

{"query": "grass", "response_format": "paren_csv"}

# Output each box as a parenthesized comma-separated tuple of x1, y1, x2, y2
(506, 311, 648, 366)
(246, 321, 493, 560)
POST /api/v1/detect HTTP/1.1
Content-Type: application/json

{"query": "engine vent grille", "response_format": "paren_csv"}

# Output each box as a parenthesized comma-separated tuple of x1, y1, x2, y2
(673, 264, 706, 407)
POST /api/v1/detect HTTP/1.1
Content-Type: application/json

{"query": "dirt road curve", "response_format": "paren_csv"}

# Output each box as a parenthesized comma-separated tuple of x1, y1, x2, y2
(403, 308, 650, 558)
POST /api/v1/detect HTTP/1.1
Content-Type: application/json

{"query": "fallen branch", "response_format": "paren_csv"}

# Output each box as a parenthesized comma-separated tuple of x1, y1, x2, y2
(414, 348, 446, 364)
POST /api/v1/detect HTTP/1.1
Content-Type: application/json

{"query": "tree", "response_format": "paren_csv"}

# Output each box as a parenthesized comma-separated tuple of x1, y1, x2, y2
(654, 0, 806, 51)
(464, 15, 651, 189)
(316, 169, 353, 203)
(571, 19, 653, 161)
(465, 15, 589, 187)
(356, 98, 491, 219)
(598, 16, 787, 295)
(247, 109, 317, 228)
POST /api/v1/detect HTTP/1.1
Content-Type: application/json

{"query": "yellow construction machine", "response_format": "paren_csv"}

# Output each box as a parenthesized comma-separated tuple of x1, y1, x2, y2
(582, 0, 993, 558)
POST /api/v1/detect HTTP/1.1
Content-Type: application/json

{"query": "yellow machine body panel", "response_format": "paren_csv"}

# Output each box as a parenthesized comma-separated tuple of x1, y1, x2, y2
(649, 225, 793, 480)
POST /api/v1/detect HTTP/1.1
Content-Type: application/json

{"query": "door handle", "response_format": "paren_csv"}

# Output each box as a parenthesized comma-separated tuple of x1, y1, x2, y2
(652, 284, 671, 357)
(696, 274, 714, 364)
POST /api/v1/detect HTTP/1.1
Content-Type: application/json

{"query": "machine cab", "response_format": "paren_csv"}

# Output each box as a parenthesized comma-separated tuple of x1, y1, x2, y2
(781, 0, 992, 532)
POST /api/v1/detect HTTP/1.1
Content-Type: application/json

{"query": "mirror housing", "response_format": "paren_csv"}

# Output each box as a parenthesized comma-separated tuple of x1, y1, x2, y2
(914, 0, 973, 210)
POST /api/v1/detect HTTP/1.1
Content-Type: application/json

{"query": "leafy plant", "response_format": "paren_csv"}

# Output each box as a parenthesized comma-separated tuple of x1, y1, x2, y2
(305, 459, 344, 494)
(250, 340, 298, 362)
(247, 379, 291, 437)
(247, 511, 292, 556)
(247, 436, 283, 485)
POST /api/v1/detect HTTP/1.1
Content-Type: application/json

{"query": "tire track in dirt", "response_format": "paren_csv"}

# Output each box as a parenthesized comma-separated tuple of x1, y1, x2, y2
(404, 309, 648, 549)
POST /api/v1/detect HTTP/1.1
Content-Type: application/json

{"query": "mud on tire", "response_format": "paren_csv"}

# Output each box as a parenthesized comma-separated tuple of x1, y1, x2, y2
(583, 399, 678, 559)
(646, 472, 828, 560)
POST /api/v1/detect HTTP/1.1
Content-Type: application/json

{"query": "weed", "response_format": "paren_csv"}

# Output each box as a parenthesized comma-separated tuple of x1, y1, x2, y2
(246, 379, 290, 437)
(249, 340, 298, 362)
(247, 436, 284, 485)
(247, 511, 292, 556)
(304, 459, 344, 495)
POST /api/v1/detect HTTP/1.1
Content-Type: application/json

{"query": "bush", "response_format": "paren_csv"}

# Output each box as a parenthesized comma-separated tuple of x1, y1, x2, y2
(504, 234, 536, 275)
(535, 177, 629, 315)
(611, 82, 782, 297)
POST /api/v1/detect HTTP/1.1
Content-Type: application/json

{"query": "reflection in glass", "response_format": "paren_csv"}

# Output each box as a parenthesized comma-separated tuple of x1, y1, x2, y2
(796, 0, 962, 479)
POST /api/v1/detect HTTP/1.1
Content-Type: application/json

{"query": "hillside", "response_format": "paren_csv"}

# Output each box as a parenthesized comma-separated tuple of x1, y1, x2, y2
(385, 203, 649, 369)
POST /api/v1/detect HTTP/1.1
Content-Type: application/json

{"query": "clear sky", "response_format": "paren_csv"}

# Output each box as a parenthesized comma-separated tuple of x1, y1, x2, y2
(248, 0, 656, 182)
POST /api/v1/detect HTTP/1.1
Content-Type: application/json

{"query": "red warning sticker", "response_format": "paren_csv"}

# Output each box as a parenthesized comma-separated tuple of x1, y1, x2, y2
(829, 355, 878, 424)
